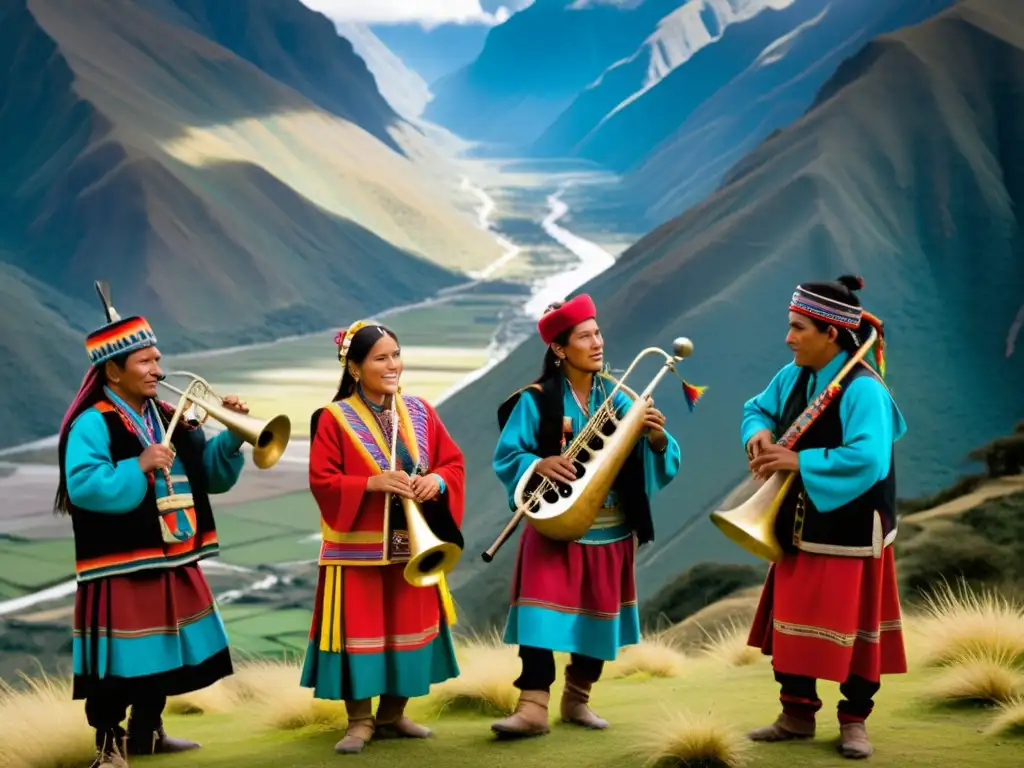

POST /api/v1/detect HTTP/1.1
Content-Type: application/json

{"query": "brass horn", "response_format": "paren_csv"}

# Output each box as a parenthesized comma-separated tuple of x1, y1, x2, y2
(708, 327, 880, 562)
(381, 395, 463, 587)
(401, 496, 463, 587)
(157, 371, 292, 469)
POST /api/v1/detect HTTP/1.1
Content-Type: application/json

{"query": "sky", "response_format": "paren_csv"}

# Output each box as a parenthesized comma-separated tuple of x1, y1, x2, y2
(298, 0, 535, 26)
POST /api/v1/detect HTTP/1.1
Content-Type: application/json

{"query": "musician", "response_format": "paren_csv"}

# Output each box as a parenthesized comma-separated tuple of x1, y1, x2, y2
(55, 287, 249, 767)
(489, 294, 682, 738)
(301, 320, 465, 755)
(741, 275, 907, 760)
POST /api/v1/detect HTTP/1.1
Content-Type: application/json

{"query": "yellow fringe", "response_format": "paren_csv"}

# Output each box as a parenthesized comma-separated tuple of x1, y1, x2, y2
(437, 574, 458, 627)
(318, 566, 344, 652)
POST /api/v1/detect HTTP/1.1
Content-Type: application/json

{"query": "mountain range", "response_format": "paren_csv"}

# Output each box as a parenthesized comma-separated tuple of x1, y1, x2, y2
(0, 0, 500, 448)
(439, 0, 1024, 624)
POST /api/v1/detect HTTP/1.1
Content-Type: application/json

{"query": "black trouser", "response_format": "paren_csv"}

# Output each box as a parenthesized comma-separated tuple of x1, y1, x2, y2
(776, 669, 880, 723)
(86, 689, 167, 735)
(513, 645, 604, 693)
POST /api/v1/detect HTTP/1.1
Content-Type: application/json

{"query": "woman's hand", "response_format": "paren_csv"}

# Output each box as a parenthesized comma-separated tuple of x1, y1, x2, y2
(748, 445, 800, 481)
(536, 455, 577, 484)
(745, 429, 773, 460)
(367, 471, 413, 497)
(643, 399, 668, 451)
(409, 474, 442, 502)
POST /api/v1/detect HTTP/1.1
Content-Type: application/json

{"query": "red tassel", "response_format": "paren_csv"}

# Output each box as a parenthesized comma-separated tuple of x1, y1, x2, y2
(681, 381, 708, 412)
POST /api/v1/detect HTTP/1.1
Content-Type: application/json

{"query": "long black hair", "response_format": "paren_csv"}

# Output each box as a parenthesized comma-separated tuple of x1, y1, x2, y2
(53, 352, 132, 516)
(331, 324, 400, 402)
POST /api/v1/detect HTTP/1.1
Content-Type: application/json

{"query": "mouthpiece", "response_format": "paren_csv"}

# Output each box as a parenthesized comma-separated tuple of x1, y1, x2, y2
(672, 337, 694, 358)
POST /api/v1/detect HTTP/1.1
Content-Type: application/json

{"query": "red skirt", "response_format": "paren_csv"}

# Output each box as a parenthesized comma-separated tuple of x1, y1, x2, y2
(502, 524, 640, 661)
(747, 547, 907, 683)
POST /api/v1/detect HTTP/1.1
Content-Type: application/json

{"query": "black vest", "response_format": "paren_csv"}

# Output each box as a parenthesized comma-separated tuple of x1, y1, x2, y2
(497, 375, 655, 546)
(69, 402, 219, 580)
(774, 365, 897, 557)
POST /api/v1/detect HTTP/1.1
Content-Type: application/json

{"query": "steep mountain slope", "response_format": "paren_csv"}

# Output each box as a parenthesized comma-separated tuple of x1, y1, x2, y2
(532, 0, 795, 157)
(0, 0, 501, 448)
(333, 21, 432, 120)
(424, 0, 683, 145)
(440, 0, 1024, 625)
(615, 0, 955, 224)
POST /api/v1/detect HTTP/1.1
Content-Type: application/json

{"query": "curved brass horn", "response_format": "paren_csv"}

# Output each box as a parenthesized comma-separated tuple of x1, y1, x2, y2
(402, 497, 463, 587)
(482, 337, 696, 562)
(157, 371, 292, 469)
(708, 327, 880, 562)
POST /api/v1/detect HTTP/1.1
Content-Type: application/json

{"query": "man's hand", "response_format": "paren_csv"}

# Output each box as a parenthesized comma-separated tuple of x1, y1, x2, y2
(748, 444, 799, 481)
(139, 444, 175, 474)
(220, 394, 250, 414)
(409, 474, 441, 502)
(536, 455, 577, 484)
(745, 429, 773, 460)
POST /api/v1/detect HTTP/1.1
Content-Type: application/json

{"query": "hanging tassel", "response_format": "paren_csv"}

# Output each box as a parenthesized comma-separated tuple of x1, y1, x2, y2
(861, 310, 887, 379)
(681, 381, 708, 412)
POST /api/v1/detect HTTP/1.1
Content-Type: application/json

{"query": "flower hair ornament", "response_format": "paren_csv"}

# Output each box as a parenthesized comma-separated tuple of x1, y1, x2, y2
(335, 319, 391, 369)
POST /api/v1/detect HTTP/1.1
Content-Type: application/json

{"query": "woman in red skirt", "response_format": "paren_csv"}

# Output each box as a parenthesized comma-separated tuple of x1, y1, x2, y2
(742, 275, 908, 760)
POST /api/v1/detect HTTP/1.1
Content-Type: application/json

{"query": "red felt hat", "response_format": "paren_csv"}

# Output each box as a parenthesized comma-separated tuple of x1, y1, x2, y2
(537, 293, 597, 345)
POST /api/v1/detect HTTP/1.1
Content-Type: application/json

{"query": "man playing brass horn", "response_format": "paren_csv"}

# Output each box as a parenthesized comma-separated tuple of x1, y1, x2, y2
(741, 275, 908, 760)
(300, 320, 465, 755)
(55, 284, 249, 767)
(489, 293, 681, 737)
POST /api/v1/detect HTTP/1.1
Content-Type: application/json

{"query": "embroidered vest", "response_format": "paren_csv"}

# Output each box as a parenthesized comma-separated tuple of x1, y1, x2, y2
(311, 394, 463, 567)
(497, 375, 655, 547)
(68, 402, 220, 581)
(775, 366, 898, 558)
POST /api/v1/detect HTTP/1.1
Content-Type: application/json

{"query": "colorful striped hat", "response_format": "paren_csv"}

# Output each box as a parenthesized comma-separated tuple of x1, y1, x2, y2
(85, 281, 158, 366)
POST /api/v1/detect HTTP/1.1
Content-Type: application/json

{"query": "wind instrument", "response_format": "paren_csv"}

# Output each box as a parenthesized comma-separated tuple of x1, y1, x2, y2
(157, 371, 292, 470)
(708, 327, 880, 562)
(481, 337, 698, 563)
(385, 395, 463, 588)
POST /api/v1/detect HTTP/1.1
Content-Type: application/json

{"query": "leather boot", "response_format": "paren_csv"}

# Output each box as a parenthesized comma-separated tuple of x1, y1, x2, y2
(490, 690, 551, 738)
(838, 722, 874, 759)
(375, 694, 433, 739)
(90, 728, 129, 768)
(126, 720, 200, 755)
(747, 712, 816, 741)
(335, 699, 375, 755)
(560, 672, 608, 729)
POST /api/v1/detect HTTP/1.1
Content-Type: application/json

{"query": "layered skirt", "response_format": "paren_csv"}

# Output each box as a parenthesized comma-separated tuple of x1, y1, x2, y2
(72, 562, 233, 700)
(300, 563, 460, 701)
(747, 546, 907, 683)
(503, 523, 640, 662)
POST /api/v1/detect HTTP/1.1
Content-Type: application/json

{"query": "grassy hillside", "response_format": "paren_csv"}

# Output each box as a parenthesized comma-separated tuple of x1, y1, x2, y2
(2, 581, 1023, 768)
(0, 0, 502, 449)
(438, 0, 1024, 625)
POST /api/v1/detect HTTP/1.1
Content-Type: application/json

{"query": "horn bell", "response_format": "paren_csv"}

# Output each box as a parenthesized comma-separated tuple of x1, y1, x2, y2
(402, 497, 463, 587)
(195, 394, 292, 470)
(708, 472, 793, 563)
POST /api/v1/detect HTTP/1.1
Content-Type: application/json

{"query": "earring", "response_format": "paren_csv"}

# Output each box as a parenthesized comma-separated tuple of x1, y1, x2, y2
(555, 358, 562, 367)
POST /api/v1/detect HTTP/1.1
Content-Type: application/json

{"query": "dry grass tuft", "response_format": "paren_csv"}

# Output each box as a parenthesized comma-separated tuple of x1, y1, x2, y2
(927, 650, 1024, 705)
(700, 620, 763, 669)
(166, 681, 239, 716)
(222, 656, 350, 730)
(0, 671, 94, 768)
(910, 579, 1024, 667)
(638, 708, 752, 768)
(423, 630, 521, 717)
(983, 695, 1024, 737)
(606, 636, 689, 680)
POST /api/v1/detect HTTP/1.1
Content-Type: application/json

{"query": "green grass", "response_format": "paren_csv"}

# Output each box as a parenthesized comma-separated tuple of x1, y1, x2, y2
(0, 538, 75, 592)
(119, 662, 1021, 767)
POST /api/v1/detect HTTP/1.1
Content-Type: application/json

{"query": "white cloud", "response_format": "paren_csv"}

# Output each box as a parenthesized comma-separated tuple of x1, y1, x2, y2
(298, 0, 533, 26)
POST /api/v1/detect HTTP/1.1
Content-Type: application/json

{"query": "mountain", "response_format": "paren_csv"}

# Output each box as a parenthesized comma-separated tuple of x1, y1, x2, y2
(371, 23, 492, 87)
(440, 0, 1024, 626)
(0, 0, 502, 448)
(424, 0, 685, 146)
(608, 0, 955, 224)
(333, 22, 432, 120)
(532, 0, 796, 158)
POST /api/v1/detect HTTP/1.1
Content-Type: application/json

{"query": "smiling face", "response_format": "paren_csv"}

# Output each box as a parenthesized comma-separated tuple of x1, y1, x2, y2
(105, 346, 163, 402)
(350, 333, 402, 400)
(553, 318, 604, 373)
(786, 311, 838, 370)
